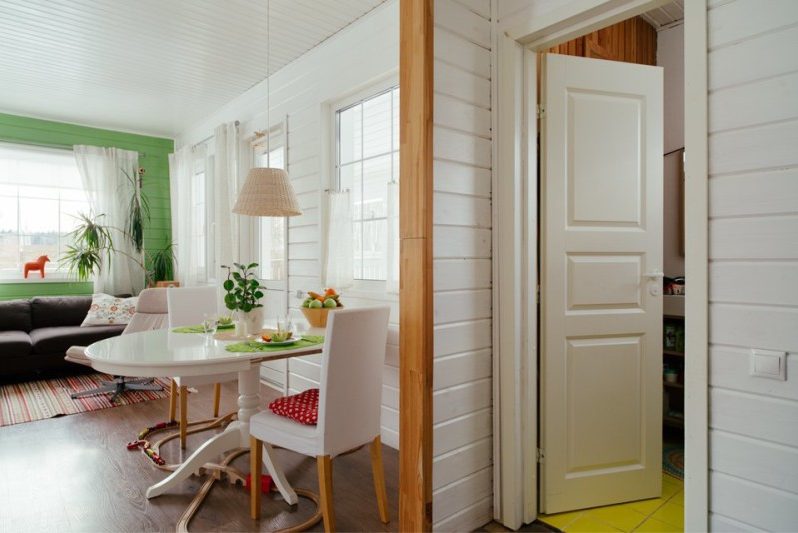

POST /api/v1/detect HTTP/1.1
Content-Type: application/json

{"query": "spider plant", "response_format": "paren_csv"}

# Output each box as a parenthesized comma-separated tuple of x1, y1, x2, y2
(61, 212, 115, 281)
(122, 168, 150, 254)
(146, 242, 176, 286)
(61, 245, 105, 281)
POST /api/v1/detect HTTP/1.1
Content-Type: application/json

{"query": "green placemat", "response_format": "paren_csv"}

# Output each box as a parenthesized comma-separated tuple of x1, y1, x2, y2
(172, 323, 235, 334)
(226, 335, 324, 353)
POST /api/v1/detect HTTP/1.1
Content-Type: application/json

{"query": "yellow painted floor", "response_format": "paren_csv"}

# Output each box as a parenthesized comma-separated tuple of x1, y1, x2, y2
(539, 473, 684, 532)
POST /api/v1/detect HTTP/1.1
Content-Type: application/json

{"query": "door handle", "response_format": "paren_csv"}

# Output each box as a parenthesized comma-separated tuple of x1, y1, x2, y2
(643, 270, 663, 295)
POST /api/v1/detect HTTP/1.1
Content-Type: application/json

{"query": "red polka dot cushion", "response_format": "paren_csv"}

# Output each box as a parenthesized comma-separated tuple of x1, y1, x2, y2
(268, 388, 319, 425)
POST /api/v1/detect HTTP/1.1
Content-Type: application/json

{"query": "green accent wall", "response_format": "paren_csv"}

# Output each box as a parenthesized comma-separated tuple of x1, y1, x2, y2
(0, 113, 174, 301)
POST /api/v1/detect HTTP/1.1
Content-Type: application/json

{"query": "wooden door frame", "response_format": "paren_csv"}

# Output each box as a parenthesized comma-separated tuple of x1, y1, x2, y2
(493, 0, 709, 529)
(399, 0, 434, 530)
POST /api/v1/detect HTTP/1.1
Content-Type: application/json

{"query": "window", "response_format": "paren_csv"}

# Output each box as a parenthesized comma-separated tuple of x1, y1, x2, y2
(0, 143, 89, 278)
(335, 86, 399, 281)
(190, 156, 209, 282)
(255, 126, 287, 285)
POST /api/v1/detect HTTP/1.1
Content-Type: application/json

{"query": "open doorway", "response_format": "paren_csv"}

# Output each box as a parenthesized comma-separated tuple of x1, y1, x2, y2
(492, 0, 708, 530)
(535, 6, 686, 532)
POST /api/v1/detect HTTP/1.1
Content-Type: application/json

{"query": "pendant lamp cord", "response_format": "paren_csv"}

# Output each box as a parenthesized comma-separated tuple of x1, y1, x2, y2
(266, 0, 270, 142)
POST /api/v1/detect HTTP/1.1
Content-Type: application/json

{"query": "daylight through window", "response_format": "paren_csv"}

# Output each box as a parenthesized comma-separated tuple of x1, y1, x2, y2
(335, 86, 399, 281)
(0, 143, 89, 278)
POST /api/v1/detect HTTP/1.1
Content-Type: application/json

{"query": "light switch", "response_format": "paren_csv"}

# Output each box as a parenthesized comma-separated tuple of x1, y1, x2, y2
(750, 349, 787, 381)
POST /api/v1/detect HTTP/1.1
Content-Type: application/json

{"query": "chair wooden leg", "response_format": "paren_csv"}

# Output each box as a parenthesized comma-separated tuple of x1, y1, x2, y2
(212, 382, 221, 418)
(370, 435, 390, 523)
(168, 379, 177, 422)
(317, 455, 335, 533)
(179, 385, 188, 449)
(250, 436, 262, 520)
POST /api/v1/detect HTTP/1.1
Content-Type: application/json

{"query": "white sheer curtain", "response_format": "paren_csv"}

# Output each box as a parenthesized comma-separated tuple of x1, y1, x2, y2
(386, 181, 400, 294)
(213, 122, 240, 273)
(73, 145, 143, 296)
(169, 145, 206, 287)
(324, 191, 354, 289)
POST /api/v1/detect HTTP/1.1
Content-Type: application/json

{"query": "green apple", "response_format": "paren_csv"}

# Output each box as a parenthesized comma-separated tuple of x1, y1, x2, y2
(323, 298, 337, 308)
(302, 297, 313, 308)
(309, 299, 323, 309)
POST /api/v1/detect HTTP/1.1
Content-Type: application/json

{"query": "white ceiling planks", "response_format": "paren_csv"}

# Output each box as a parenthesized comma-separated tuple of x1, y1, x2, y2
(0, 0, 386, 137)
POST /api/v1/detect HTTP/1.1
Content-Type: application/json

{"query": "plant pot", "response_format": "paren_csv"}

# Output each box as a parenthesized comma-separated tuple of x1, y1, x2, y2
(238, 308, 264, 336)
(301, 307, 338, 328)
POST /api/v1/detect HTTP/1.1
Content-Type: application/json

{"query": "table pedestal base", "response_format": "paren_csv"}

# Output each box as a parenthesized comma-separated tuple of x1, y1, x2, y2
(145, 365, 298, 506)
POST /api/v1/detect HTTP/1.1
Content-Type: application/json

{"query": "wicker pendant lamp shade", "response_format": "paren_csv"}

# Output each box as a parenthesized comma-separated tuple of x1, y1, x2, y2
(232, 167, 302, 216)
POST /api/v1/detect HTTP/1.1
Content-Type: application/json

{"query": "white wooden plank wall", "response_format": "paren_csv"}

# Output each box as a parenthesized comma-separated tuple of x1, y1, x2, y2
(707, 0, 798, 529)
(432, 0, 493, 530)
(174, 1, 401, 448)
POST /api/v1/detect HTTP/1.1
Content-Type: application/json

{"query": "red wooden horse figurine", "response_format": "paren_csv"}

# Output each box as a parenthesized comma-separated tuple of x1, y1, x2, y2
(24, 255, 50, 279)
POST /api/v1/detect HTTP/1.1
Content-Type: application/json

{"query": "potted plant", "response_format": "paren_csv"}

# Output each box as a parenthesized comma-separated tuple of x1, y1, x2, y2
(61, 212, 176, 290)
(145, 241, 176, 287)
(122, 167, 149, 254)
(61, 212, 115, 280)
(221, 263, 265, 336)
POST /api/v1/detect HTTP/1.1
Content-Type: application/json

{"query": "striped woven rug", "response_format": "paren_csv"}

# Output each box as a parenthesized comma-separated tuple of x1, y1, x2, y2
(0, 373, 172, 427)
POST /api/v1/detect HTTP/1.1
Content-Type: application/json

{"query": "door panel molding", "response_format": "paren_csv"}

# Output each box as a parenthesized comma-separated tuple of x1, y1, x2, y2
(493, 0, 709, 529)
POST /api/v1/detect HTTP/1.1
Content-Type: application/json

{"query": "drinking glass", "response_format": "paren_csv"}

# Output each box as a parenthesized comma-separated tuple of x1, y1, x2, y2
(202, 313, 218, 336)
(276, 315, 294, 339)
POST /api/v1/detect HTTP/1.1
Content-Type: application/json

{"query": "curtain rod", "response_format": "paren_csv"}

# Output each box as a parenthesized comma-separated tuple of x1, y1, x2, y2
(0, 137, 147, 158)
(192, 120, 240, 148)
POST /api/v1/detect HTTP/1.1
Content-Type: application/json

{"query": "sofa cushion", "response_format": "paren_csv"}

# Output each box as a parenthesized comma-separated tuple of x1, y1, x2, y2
(29, 325, 125, 355)
(0, 331, 33, 357)
(0, 300, 32, 332)
(30, 296, 92, 329)
(81, 293, 137, 326)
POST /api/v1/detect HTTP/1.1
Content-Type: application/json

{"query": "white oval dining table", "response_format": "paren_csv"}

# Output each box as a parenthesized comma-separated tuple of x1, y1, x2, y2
(85, 327, 325, 506)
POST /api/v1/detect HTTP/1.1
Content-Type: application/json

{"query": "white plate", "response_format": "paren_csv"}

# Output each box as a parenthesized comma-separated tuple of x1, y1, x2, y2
(254, 335, 300, 347)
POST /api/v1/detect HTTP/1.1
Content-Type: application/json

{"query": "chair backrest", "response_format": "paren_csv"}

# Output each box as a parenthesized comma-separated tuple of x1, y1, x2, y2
(123, 288, 168, 335)
(167, 286, 219, 328)
(317, 306, 390, 456)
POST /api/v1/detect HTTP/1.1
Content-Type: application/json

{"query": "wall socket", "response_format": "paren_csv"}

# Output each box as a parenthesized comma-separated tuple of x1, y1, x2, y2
(749, 349, 787, 381)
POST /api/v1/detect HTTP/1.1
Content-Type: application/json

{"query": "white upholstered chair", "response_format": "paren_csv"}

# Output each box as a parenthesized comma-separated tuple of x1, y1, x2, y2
(249, 306, 391, 532)
(167, 286, 237, 448)
(65, 288, 169, 401)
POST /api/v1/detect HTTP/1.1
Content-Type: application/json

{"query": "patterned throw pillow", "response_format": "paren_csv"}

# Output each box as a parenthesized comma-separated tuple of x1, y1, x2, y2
(268, 388, 319, 425)
(80, 293, 138, 326)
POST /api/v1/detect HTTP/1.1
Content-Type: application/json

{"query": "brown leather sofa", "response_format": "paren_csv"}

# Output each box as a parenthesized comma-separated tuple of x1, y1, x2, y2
(0, 296, 125, 381)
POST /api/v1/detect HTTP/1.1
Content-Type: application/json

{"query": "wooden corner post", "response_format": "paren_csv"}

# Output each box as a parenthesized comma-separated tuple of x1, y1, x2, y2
(399, 0, 434, 531)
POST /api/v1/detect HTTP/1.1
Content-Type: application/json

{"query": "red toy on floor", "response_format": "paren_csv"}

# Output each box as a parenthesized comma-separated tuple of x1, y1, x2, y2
(245, 474, 274, 494)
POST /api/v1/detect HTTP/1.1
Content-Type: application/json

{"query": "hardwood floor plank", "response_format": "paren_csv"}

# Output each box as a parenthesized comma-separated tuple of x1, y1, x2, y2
(0, 381, 399, 532)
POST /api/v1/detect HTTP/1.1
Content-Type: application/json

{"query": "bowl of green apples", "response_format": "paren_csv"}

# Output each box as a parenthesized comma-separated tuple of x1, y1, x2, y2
(300, 288, 343, 327)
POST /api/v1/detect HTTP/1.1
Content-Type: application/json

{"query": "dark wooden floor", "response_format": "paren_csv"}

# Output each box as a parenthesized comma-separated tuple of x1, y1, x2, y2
(0, 380, 399, 532)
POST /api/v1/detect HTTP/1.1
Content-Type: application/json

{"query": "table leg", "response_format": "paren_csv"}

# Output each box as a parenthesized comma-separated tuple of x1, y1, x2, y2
(145, 365, 298, 506)
(146, 425, 240, 499)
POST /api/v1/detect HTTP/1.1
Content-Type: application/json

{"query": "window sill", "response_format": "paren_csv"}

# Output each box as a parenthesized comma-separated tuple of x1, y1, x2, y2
(0, 277, 92, 285)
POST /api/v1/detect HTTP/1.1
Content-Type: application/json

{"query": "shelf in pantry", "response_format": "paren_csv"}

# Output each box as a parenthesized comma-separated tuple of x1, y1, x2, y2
(663, 380, 683, 389)
(663, 349, 684, 357)
(664, 415, 684, 428)
(663, 294, 684, 317)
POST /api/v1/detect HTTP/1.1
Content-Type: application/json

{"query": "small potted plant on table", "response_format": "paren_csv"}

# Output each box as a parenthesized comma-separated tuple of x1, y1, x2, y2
(222, 263, 265, 336)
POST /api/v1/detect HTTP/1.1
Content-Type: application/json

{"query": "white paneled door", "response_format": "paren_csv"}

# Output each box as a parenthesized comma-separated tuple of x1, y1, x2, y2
(540, 53, 664, 513)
